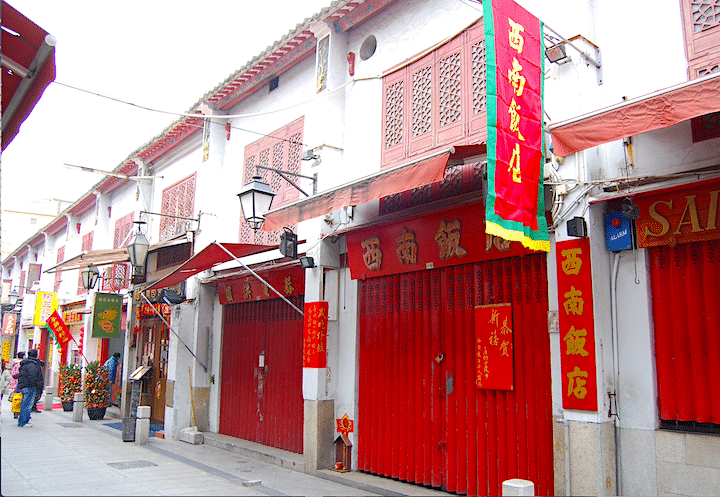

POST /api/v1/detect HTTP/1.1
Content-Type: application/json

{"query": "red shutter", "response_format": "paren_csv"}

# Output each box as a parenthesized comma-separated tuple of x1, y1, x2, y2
(381, 67, 408, 166)
(27, 264, 41, 293)
(159, 174, 196, 241)
(680, 0, 720, 78)
(54, 246, 64, 293)
(649, 239, 720, 425)
(358, 254, 553, 496)
(435, 35, 465, 146)
(466, 22, 488, 140)
(19, 271, 26, 297)
(78, 232, 94, 294)
(408, 54, 435, 156)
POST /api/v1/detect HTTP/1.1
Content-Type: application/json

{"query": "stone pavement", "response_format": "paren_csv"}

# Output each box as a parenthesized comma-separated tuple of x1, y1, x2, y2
(0, 398, 450, 496)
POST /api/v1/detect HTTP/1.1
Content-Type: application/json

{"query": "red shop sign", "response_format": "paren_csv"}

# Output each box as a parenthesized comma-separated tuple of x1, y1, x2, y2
(1, 313, 17, 336)
(218, 265, 304, 305)
(635, 178, 720, 248)
(556, 238, 598, 411)
(346, 203, 532, 280)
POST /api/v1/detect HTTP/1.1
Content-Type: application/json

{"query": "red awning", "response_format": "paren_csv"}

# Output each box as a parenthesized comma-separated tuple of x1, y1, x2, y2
(1, 3, 57, 151)
(262, 150, 455, 231)
(549, 72, 720, 157)
(146, 242, 278, 290)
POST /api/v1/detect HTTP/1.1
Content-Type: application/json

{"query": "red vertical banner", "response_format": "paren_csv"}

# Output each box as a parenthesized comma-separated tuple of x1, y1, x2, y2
(303, 301, 329, 368)
(475, 303, 514, 390)
(46, 310, 72, 347)
(556, 238, 598, 411)
(483, 0, 550, 252)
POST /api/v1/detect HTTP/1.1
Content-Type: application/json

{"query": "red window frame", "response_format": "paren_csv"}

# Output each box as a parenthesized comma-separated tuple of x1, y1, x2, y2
(159, 173, 197, 241)
(240, 117, 303, 245)
(381, 20, 486, 168)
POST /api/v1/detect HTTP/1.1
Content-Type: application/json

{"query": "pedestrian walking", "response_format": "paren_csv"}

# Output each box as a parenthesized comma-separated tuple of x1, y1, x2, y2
(31, 359, 45, 413)
(0, 359, 11, 401)
(103, 352, 120, 405)
(16, 349, 43, 427)
(8, 351, 24, 419)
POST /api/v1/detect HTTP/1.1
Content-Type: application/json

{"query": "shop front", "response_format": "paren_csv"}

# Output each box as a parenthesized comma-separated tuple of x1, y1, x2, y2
(217, 264, 305, 454)
(346, 202, 554, 496)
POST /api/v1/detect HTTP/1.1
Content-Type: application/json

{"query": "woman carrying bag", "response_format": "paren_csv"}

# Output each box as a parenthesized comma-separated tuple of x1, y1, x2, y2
(8, 351, 24, 418)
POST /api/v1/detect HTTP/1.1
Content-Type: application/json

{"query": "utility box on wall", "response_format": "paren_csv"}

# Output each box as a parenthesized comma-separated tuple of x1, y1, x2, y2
(605, 212, 633, 251)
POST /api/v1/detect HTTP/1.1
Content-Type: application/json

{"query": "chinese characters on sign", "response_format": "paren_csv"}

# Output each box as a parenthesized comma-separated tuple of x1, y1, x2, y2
(217, 266, 304, 305)
(346, 204, 530, 280)
(556, 238, 598, 411)
(475, 303, 514, 390)
(33, 291, 58, 326)
(1, 313, 17, 336)
(46, 310, 72, 347)
(303, 301, 329, 368)
(483, 0, 550, 252)
(91, 293, 122, 339)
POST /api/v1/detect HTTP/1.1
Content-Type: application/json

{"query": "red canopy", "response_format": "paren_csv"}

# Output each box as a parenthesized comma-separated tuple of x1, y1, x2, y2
(262, 151, 454, 231)
(146, 242, 278, 290)
(549, 73, 720, 157)
(1, 2, 57, 151)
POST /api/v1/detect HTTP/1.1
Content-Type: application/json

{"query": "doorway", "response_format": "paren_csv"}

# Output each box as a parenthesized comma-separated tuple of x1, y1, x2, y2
(139, 318, 169, 423)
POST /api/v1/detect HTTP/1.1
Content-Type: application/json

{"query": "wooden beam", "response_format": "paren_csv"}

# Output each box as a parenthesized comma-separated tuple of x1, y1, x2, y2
(332, 0, 397, 32)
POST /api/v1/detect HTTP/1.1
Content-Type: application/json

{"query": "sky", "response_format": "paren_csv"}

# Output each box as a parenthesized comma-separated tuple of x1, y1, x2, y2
(2, 0, 331, 216)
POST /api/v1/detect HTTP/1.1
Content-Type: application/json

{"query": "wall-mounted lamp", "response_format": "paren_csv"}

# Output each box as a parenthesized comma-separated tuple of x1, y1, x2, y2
(300, 256, 315, 269)
(546, 44, 569, 64)
(7, 289, 19, 307)
(81, 264, 101, 290)
(279, 228, 298, 259)
(128, 220, 150, 284)
(567, 216, 588, 238)
(238, 175, 276, 231)
(621, 198, 640, 219)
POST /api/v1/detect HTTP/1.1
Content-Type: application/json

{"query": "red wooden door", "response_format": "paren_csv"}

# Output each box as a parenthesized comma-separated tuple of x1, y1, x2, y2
(358, 254, 553, 496)
(220, 296, 304, 454)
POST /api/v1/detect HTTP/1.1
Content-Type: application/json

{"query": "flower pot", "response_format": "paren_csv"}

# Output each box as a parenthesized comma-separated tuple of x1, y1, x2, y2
(87, 407, 106, 420)
(61, 401, 74, 412)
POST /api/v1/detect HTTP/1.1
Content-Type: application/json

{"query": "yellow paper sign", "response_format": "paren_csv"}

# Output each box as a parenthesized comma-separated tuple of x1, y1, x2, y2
(33, 292, 58, 326)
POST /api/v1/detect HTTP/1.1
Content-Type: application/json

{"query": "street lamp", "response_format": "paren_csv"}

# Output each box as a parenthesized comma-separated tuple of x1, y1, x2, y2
(127, 221, 150, 268)
(237, 175, 276, 231)
(81, 265, 100, 290)
(7, 289, 19, 307)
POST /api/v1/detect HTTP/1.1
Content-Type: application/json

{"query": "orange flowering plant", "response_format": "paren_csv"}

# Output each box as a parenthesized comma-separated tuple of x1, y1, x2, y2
(59, 363, 82, 402)
(84, 361, 110, 409)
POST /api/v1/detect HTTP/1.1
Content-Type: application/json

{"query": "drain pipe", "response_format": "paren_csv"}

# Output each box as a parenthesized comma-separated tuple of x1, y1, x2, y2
(610, 252, 622, 495)
(564, 418, 571, 496)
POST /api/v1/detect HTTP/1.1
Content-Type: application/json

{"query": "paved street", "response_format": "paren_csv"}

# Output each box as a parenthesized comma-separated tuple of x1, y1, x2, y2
(0, 399, 446, 496)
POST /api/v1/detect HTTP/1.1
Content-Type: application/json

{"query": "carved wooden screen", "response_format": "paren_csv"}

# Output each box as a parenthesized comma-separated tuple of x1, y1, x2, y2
(681, 0, 720, 78)
(104, 213, 133, 291)
(77, 231, 93, 295)
(159, 173, 197, 241)
(240, 117, 303, 245)
(382, 20, 487, 168)
(54, 246, 64, 293)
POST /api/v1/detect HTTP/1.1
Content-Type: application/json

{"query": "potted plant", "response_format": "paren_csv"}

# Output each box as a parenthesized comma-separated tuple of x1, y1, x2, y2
(84, 360, 110, 420)
(59, 363, 82, 411)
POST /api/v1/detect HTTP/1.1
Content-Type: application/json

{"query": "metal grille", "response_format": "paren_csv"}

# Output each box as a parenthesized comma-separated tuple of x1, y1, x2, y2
(649, 239, 720, 426)
(220, 296, 305, 454)
(358, 254, 553, 496)
(692, 0, 720, 32)
(472, 41, 487, 114)
(271, 143, 284, 192)
(438, 52, 462, 127)
(288, 133, 302, 176)
(385, 81, 405, 148)
(412, 67, 433, 137)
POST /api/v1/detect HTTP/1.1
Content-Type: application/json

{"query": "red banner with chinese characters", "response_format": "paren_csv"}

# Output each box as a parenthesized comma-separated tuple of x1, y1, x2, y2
(46, 310, 72, 347)
(634, 178, 720, 248)
(303, 301, 329, 368)
(475, 303, 514, 390)
(483, 0, 550, 252)
(218, 265, 304, 305)
(1, 313, 17, 336)
(556, 238, 598, 411)
(346, 203, 531, 280)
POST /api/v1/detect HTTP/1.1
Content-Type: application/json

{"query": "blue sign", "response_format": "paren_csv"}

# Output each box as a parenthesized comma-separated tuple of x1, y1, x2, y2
(605, 212, 633, 251)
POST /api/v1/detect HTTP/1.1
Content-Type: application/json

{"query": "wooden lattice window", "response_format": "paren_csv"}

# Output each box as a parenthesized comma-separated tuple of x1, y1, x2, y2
(681, 0, 720, 78)
(19, 271, 26, 297)
(381, 20, 486, 167)
(54, 246, 64, 293)
(77, 232, 93, 295)
(159, 173, 196, 241)
(240, 117, 303, 245)
(104, 214, 132, 291)
(27, 263, 41, 293)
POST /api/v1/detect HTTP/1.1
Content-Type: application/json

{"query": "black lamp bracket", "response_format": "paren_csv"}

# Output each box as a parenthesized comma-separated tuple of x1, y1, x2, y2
(253, 164, 317, 197)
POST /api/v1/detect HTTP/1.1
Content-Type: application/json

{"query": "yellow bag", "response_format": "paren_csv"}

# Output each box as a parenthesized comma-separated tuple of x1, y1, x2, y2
(11, 392, 22, 413)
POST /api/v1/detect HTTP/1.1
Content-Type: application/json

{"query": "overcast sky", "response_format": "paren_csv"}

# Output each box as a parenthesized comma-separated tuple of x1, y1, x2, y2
(2, 0, 330, 214)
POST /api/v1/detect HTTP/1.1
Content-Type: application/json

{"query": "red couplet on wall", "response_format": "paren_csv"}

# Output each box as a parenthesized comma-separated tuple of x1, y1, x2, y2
(556, 238, 598, 411)
(475, 303, 514, 390)
(303, 301, 329, 368)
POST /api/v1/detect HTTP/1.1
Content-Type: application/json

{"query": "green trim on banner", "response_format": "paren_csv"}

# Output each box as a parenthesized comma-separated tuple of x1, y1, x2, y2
(483, 0, 550, 253)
